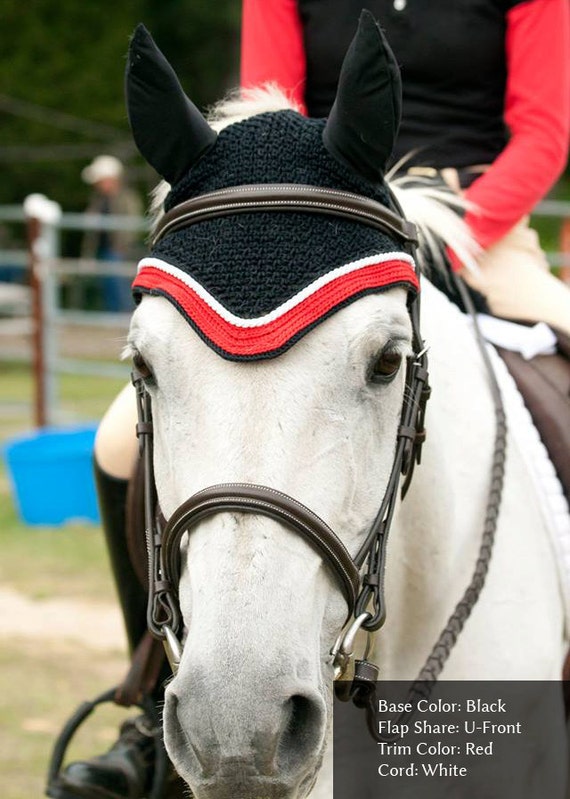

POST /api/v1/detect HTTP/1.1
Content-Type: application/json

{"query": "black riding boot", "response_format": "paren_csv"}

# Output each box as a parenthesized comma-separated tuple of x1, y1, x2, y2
(94, 461, 148, 654)
(46, 461, 183, 799)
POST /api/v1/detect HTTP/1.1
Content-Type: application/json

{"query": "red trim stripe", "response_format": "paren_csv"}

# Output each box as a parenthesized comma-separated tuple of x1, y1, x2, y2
(133, 260, 418, 357)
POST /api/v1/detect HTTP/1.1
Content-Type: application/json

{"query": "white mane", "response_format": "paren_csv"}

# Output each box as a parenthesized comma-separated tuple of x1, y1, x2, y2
(389, 171, 480, 274)
(150, 84, 480, 274)
(208, 83, 302, 129)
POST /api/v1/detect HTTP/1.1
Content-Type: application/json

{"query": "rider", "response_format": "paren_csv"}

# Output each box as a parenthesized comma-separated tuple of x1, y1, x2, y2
(242, 0, 570, 335)
(48, 3, 570, 798)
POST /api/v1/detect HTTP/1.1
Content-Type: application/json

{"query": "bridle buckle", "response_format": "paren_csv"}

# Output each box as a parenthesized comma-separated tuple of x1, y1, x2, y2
(331, 612, 372, 680)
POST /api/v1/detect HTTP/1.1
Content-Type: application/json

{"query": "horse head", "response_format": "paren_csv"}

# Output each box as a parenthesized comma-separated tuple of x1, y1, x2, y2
(125, 13, 423, 798)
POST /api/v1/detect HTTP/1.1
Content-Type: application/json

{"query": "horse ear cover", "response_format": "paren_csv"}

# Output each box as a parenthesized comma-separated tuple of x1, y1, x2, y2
(125, 24, 217, 185)
(323, 10, 402, 182)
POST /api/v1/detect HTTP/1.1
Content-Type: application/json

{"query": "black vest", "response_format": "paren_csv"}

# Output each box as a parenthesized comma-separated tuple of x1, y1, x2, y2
(298, 0, 529, 168)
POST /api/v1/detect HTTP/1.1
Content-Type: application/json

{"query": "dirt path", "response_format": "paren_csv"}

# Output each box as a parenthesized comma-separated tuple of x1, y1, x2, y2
(0, 586, 126, 651)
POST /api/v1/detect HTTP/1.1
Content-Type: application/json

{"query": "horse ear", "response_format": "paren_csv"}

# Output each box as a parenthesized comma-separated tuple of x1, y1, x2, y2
(323, 10, 402, 182)
(125, 24, 217, 185)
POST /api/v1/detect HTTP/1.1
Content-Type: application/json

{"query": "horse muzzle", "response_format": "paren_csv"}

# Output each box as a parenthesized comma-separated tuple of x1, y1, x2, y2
(163, 676, 326, 799)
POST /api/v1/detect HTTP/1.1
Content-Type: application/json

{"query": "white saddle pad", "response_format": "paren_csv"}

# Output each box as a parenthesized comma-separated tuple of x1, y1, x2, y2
(487, 342, 570, 635)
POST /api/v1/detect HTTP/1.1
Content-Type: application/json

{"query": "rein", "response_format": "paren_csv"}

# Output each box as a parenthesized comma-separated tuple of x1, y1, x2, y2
(132, 182, 504, 741)
(348, 277, 507, 742)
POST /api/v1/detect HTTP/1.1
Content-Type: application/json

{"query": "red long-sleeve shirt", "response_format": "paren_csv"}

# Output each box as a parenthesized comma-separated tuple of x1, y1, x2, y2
(241, 0, 570, 249)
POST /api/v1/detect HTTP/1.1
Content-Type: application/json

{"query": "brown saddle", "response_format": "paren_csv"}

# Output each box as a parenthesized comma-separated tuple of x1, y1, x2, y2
(496, 328, 570, 504)
(497, 330, 570, 705)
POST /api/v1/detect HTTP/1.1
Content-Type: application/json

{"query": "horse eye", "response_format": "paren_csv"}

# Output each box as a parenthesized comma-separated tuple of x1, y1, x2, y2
(132, 350, 155, 383)
(368, 346, 403, 384)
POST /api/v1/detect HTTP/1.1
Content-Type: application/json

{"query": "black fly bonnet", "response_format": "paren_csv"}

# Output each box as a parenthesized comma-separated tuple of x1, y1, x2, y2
(127, 15, 420, 360)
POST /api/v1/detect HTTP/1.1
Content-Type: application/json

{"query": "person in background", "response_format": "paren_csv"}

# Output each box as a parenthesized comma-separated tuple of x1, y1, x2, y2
(81, 154, 142, 312)
(241, 0, 570, 335)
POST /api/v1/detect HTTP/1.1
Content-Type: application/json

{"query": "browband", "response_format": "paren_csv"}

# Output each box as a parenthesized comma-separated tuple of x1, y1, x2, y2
(152, 183, 419, 246)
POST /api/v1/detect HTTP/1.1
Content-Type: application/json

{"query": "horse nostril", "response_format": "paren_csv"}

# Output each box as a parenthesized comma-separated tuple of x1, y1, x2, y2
(280, 694, 324, 773)
(165, 687, 219, 777)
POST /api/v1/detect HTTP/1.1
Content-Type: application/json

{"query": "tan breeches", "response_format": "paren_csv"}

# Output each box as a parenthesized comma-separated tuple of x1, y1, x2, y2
(94, 382, 139, 480)
(462, 217, 570, 336)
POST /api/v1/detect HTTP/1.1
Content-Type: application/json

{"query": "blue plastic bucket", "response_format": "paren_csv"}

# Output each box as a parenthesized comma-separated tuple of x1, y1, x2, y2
(3, 425, 100, 526)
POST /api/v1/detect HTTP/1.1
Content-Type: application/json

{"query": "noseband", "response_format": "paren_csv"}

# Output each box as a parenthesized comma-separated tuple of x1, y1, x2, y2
(133, 182, 430, 712)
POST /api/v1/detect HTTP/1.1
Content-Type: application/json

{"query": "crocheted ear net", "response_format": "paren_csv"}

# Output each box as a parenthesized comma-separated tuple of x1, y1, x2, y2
(133, 110, 418, 360)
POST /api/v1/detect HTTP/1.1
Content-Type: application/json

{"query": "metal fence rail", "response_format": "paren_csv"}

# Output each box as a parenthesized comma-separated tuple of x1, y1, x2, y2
(0, 199, 148, 424)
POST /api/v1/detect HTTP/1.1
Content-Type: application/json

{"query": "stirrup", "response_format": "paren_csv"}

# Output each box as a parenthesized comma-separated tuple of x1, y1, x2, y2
(45, 687, 170, 799)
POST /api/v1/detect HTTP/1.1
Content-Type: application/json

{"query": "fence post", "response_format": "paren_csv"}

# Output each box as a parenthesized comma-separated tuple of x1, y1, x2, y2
(23, 194, 62, 428)
(560, 217, 570, 286)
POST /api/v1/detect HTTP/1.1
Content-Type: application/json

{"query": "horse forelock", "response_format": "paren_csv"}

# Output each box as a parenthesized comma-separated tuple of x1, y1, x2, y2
(208, 84, 301, 131)
(150, 85, 302, 222)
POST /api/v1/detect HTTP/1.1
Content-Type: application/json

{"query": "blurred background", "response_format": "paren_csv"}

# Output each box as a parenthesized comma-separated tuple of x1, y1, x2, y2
(0, 3, 240, 797)
(0, 2, 569, 797)
(0, 0, 240, 209)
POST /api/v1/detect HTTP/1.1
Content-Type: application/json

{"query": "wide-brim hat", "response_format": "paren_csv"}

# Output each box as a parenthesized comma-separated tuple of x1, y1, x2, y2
(81, 155, 123, 184)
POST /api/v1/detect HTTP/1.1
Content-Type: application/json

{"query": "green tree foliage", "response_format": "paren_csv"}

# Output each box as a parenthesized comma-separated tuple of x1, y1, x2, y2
(144, 0, 241, 109)
(0, 0, 240, 218)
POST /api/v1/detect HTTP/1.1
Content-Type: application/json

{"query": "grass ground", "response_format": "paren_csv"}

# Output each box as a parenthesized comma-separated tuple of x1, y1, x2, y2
(0, 359, 130, 798)
(0, 640, 128, 799)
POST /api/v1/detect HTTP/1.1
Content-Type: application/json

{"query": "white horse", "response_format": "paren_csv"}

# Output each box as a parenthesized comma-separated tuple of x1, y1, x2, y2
(123, 18, 568, 799)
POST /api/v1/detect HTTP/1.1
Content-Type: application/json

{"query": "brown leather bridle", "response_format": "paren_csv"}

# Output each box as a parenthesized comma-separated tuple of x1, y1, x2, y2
(132, 181, 431, 722)
(133, 182, 428, 641)
(132, 182, 508, 743)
